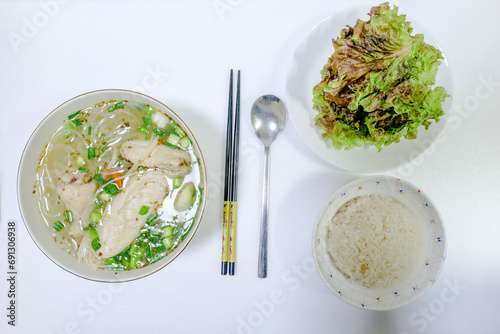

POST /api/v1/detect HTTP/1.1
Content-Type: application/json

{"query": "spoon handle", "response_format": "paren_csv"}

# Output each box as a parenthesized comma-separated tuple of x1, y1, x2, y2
(258, 145, 270, 278)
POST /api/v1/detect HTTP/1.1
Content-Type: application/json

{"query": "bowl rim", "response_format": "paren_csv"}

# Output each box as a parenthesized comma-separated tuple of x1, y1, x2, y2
(312, 175, 447, 310)
(17, 88, 208, 283)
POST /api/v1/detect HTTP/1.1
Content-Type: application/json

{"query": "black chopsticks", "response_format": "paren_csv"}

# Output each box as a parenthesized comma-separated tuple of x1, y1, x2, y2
(221, 69, 241, 276)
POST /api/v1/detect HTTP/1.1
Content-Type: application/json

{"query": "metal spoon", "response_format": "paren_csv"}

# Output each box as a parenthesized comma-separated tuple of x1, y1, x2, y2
(251, 95, 287, 278)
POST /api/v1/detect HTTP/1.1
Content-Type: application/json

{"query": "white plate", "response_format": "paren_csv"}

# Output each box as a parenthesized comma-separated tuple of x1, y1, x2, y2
(312, 175, 446, 310)
(286, 6, 453, 172)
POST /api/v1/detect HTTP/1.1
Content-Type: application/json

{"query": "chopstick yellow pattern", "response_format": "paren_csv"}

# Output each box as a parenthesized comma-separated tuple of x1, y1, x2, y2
(221, 69, 240, 276)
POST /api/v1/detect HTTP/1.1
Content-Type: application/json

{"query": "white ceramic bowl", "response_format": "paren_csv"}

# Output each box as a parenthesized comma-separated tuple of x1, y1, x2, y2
(17, 89, 207, 282)
(313, 175, 446, 310)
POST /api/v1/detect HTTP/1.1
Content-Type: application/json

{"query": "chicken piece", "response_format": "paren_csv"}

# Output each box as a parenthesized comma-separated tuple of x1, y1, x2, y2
(56, 170, 96, 238)
(96, 170, 169, 259)
(120, 139, 192, 177)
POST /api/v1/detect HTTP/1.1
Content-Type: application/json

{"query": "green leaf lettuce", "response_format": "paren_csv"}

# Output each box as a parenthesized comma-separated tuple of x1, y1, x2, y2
(312, 3, 450, 151)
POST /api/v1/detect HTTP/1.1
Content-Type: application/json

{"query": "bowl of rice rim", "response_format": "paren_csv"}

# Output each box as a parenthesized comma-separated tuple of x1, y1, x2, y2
(312, 175, 446, 310)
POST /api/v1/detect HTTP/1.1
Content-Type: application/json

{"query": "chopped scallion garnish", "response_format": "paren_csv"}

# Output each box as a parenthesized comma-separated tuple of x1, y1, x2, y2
(90, 211, 102, 223)
(98, 191, 112, 202)
(145, 212, 158, 225)
(165, 142, 177, 149)
(91, 237, 101, 251)
(142, 115, 153, 126)
(68, 110, 81, 120)
(89, 227, 98, 239)
(153, 128, 166, 136)
(173, 176, 184, 189)
(78, 167, 89, 173)
(72, 119, 81, 127)
(108, 100, 125, 112)
(88, 126, 92, 136)
(139, 205, 150, 216)
(64, 210, 73, 223)
(103, 183, 119, 195)
(76, 154, 86, 167)
(101, 144, 109, 152)
(53, 221, 64, 232)
(99, 133, 105, 141)
(88, 147, 96, 160)
(93, 174, 105, 184)
(137, 125, 148, 134)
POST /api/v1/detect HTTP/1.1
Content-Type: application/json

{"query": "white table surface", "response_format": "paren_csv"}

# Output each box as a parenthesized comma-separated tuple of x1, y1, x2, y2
(1, 0, 499, 333)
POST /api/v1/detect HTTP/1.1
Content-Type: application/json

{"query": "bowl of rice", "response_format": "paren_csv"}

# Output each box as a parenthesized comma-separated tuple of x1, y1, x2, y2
(313, 175, 446, 310)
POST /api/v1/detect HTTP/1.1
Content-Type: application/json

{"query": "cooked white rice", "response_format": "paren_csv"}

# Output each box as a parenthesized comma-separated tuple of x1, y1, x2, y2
(327, 194, 423, 289)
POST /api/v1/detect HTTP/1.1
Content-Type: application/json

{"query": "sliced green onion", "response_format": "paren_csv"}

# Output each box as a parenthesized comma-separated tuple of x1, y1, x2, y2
(68, 110, 81, 120)
(88, 126, 92, 136)
(142, 115, 153, 126)
(101, 144, 109, 152)
(66, 122, 75, 130)
(89, 211, 102, 223)
(76, 154, 86, 167)
(165, 142, 177, 149)
(88, 147, 96, 160)
(179, 136, 191, 149)
(173, 176, 184, 189)
(162, 237, 173, 250)
(153, 128, 166, 136)
(162, 226, 174, 238)
(137, 125, 149, 134)
(139, 205, 150, 216)
(129, 256, 139, 269)
(145, 105, 154, 116)
(108, 100, 125, 112)
(103, 183, 119, 195)
(99, 133, 105, 141)
(78, 167, 89, 173)
(98, 191, 112, 202)
(93, 174, 105, 184)
(167, 133, 181, 146)
(91, 237, 101, 251)
(128, 245, 139, 256)
(137, 166, 144, 172)
(53, 221, 64, 232)
(72, 119, 81, 127)
(89, 227, 98, 239)
(145, 212, 158, 225)
(64, 210, 73, 223)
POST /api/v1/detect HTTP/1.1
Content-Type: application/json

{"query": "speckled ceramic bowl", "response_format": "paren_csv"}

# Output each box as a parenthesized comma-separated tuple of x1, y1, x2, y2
(313, 175, 446, 310)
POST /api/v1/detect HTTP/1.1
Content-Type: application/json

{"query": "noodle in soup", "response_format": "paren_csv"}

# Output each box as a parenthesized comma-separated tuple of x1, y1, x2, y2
(35, 100, 203, 270)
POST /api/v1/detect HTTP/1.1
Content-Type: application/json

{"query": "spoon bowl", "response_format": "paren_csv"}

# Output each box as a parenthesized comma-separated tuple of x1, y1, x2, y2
(251, 95, 287, 278)
(251, 95, 287, 147)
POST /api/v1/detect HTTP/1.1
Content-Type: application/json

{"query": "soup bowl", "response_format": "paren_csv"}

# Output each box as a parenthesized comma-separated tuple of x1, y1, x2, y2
(17, 89, 207, 282)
